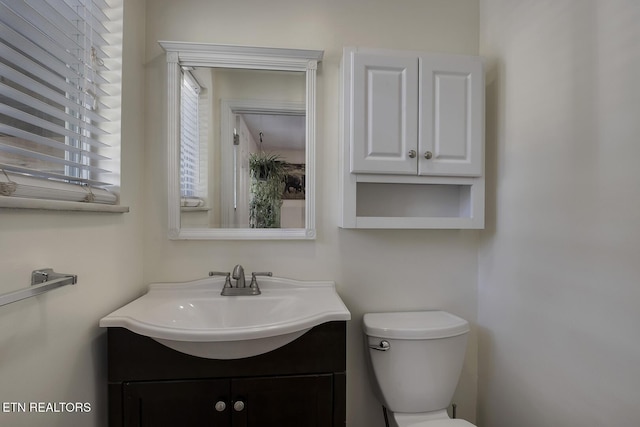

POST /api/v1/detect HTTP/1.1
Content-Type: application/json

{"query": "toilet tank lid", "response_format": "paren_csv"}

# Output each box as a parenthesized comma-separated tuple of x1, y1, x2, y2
(363, 311, 469, 340)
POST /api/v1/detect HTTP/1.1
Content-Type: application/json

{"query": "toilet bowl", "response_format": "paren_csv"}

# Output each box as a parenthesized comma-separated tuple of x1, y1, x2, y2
(363, 311, 476, 427)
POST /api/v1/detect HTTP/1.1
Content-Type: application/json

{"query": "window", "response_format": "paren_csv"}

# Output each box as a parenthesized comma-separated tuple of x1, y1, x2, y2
(180, 70, 207, 207)
(0, 0, 123, 207)
(180, 71, 199, 200)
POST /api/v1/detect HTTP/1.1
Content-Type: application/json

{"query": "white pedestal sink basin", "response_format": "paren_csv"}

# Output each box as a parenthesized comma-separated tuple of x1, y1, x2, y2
(99, 276, 351, 359)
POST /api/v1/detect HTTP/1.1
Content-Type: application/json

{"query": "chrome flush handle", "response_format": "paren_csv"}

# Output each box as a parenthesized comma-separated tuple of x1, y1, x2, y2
(369, 340, 390, 351)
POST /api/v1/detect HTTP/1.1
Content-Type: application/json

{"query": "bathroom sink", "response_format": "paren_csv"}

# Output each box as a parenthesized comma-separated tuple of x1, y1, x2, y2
(99, 276, 351, 359)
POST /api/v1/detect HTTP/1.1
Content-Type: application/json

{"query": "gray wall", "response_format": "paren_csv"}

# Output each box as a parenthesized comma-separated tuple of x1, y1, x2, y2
(143, 1, 480, 426)
(0, 1, 147, 426)
(478, 1, 640, 426)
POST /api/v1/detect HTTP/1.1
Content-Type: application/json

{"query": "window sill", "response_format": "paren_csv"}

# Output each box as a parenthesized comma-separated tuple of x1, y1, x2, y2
(181, 206, 210, 212)
(0, 196, 130, 213)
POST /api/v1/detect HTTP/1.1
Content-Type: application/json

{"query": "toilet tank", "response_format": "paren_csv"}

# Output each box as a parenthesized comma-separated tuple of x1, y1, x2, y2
(363, 311, 469, 414)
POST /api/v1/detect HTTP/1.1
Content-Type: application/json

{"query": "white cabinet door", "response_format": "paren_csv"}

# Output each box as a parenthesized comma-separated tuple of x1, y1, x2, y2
(419, 54, 483, 176)
(350, 52, 418, 174)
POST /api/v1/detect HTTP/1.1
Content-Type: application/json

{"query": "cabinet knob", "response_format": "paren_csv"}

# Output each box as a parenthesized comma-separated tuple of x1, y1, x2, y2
(214, 401, 227, 412)
(408, 150, 417, 158)
(233, 400, 245, 412)
(424, 151, 433, 159)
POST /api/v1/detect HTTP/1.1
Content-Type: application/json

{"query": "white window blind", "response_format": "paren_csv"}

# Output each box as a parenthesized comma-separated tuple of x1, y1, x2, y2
(0, 0, 122, 205)
(180, 70, 204, 206)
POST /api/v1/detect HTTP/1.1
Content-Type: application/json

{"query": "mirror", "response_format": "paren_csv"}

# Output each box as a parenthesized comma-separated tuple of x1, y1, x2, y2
(160, 42, 322, 239)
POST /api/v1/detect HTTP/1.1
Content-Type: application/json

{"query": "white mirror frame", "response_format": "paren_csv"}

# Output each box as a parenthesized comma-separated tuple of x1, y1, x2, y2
(160, 41, 323, 240)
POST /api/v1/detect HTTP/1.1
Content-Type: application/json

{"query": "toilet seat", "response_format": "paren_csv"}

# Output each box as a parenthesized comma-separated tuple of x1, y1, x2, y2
(407, 420, 476, 427)
(393, 410, 476, 427)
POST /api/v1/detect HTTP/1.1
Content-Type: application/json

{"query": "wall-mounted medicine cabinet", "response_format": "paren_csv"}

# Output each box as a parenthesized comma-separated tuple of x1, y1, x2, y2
(339, 47, 485, 229)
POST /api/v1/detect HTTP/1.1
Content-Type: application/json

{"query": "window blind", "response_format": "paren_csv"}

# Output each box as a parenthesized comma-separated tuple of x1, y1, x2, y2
(0, 0, 121, 204)
(180, 70, 201, 203)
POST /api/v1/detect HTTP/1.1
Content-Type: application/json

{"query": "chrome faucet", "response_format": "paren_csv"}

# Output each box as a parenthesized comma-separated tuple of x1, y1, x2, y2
(232, 264, 245, 288)
(209, 265, 271, 296)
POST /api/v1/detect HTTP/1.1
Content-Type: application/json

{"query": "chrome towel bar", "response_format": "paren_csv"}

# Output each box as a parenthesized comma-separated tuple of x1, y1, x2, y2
(0, 268, 77, 308)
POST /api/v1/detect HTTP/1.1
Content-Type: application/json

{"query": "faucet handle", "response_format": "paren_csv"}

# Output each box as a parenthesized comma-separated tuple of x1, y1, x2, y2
(250, 272, 272, 289)
(209, 271, 232, 288)
(209, 271, 230, 276)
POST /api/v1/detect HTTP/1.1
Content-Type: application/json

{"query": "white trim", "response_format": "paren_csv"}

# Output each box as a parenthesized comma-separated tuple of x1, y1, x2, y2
(162, 42, 322, 240)
(167, 59, 182, 238)
(159, 41, 322, 71)
(175, 227, 315, 240)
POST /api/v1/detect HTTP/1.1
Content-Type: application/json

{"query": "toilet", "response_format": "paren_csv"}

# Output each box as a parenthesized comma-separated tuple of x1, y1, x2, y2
(363, 311, 476, 427)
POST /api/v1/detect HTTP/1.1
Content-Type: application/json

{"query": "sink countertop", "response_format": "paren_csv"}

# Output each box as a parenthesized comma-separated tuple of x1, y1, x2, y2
(99, 276, 351, 359)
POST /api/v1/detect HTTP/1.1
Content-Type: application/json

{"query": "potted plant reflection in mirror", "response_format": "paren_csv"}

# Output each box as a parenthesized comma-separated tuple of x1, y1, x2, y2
(249, 152, 286, 228)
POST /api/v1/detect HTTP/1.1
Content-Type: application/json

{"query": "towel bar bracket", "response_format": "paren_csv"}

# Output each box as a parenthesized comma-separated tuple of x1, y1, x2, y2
(0, 268, 78, 308)
(31, 268, 77, 286)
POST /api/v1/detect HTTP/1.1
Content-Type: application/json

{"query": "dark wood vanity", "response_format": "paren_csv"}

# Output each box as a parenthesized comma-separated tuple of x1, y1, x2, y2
(107, 322, 346, 426)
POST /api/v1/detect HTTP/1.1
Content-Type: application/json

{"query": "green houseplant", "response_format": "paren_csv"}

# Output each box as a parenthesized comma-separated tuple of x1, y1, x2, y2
(249, 152, 286, 228)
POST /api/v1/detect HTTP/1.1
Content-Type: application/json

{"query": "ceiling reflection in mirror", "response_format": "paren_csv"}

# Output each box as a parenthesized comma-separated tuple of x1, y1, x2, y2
(178, 67, 306, 230)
